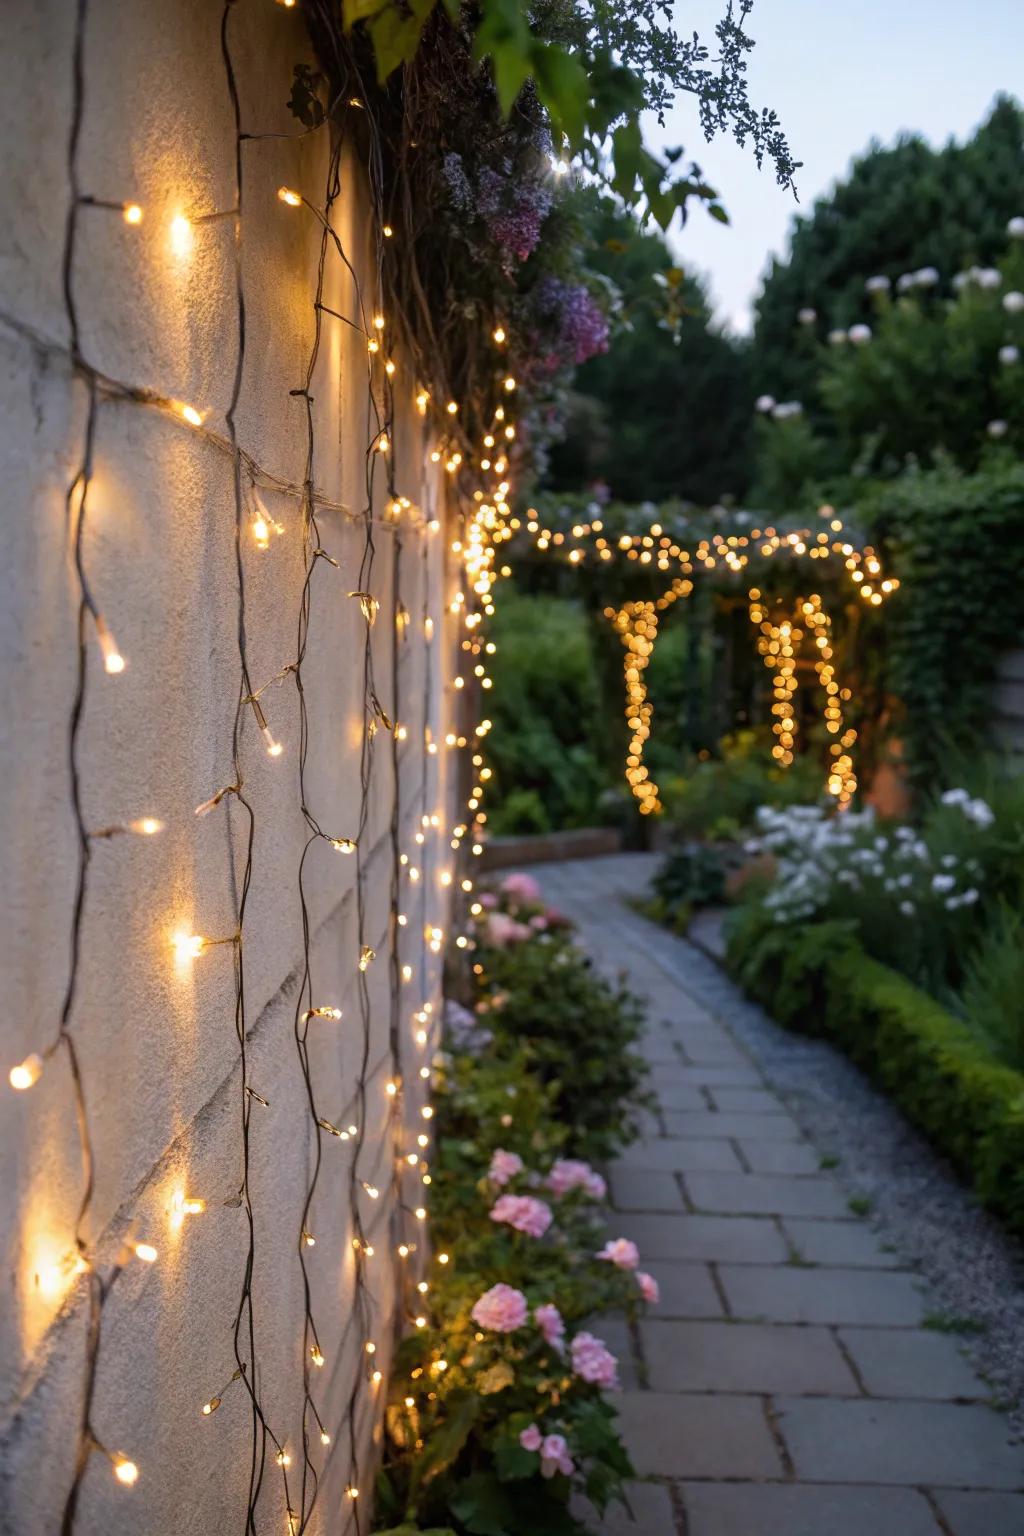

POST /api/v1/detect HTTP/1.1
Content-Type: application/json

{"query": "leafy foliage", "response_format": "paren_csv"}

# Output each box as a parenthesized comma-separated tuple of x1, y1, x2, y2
(375, 888, 655, 1533)
(546, 197, 754, 504)
(473, 899, 651, 1160)
(726, 913, 1024, 1236)
(751, 96, 1024, 414)
(484, 590, 618, 835)
(874, 461, 1024, 786)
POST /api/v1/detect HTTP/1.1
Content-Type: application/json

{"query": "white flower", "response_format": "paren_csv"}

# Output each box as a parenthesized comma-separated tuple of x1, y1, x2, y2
(961, 887, 980, 905)
(899, 900, 915, 917)
(755, 394, 776, 413)
(797, 307, 817, 325)
(1008, 216, 1024, 240)
(914, 267, 939, 288)
(940, 788, 969, 806)
(941, 854, 957, 868)
(896, 273, 917, 293)
(898, 873, 914, 888)
(965, 798, 994, 828)
(932, 873, 956, 893)
(772, 401, 803, 421)
(865, 275, 891, 294)
(1003, 290, 1024, 315)
(987, 419, 1009, 438)
(979, 267, 1002, 290)
(1000, 345, 1020, 366)
(848, 323, 872, 345)
(952, 271, 970, 292)
(827, 329, 848, 346)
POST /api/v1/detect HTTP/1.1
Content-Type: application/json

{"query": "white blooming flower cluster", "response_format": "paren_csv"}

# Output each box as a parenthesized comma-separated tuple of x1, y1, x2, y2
(896, 267, 939, 293)
(749, 791, 992, 926)
(952, 266, 1002, 292)
(939, 787, 995, 828)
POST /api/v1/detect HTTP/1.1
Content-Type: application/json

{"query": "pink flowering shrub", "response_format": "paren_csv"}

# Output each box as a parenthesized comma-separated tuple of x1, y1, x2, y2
(501, 871, 542, 905)
(596, 1237, 640, 1270)
(570, 1330, 620, 1389)
(547, 1157, 607, 1200)
(485, 911, 533, 948)
(471, 1283, 529, 1333)
(490, 1193, 553, 1238)
(534, 1302, 565, 1350)
(488, 1148, 525, 1186)
(637, 1271, 660, 1305)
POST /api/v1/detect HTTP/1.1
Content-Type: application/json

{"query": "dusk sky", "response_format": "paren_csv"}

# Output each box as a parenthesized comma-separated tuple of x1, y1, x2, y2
(645, 0, 1024, 331)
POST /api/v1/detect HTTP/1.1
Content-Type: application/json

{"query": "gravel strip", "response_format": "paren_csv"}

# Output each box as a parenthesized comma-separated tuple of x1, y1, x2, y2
(643, 905, 1024, 1433)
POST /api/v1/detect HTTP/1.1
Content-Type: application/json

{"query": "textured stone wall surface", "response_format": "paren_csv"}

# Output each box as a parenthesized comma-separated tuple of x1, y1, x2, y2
(0, 2, 456, 1530)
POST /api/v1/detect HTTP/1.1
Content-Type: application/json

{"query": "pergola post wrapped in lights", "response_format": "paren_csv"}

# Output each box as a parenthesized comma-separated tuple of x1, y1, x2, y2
(504, 506, 899, 813)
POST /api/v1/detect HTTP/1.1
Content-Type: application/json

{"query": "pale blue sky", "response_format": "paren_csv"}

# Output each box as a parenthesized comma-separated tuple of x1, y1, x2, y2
(644, 0, 1024, 332)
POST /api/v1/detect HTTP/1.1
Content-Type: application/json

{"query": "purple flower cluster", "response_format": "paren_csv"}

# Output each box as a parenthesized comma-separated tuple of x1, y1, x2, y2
(529, 276, 610, 373)
(475, 166, 553, 262)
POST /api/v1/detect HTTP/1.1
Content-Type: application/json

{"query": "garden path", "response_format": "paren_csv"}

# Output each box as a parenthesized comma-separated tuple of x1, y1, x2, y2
(531, 854, 1024, 1536)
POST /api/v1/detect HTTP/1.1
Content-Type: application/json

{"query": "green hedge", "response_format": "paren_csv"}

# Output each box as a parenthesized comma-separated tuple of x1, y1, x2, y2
(726, 914, 1024, 1234)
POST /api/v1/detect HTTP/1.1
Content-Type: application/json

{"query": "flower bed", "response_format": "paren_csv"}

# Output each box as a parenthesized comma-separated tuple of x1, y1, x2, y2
(374, 875, 657, 1535)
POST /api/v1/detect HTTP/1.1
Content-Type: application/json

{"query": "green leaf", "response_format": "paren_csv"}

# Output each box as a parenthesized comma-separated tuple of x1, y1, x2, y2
(368, 6, 429, 82)
(493, 1437, 538, 1480)
(410, 1390, 480, 1494)
(343, 0, 388, 26)
(449, 1471, 517, 1536)
(707, 202, 730, 224)
(531, 43, 590, 149)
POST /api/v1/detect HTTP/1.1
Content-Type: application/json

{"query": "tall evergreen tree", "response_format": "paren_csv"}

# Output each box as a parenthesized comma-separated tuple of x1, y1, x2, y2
(752, 96, 1024, 411)
(546, 198, 754, 504)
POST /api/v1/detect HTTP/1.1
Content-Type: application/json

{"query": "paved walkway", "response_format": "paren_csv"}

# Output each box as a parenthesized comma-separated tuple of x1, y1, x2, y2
(532, 855, 1024, 1536)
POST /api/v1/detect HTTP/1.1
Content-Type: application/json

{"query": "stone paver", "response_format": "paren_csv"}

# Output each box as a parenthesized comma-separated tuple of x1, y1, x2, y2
(931, 1489, 1024, 1535)
(529, 857, 1024, 1522)
(614, 1212, 788, 1264)
(642, 1320, 858, 1395)
(617, 1137, 743, 1173)
(738, 1138, 821, 1174)
(682, 1482, 942, 1536)
(615, 1391, 782, 1478)
(707, 1086, 786, 1114)
(609, 1168, 686, 1211)
(662, 1109, 801, 1140)
(641, 1262, 724, 1317)
(576, 1480, 677, 1535)
(839, 1326, 988, 1400)
(782, 1216, 902, 1268)
(719, 1263, 925, 1324)
(686, 1170, 849, 1217)
(776, 1396, 1023, 1486)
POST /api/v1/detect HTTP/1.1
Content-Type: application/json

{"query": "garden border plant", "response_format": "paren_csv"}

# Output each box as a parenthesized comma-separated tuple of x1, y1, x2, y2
(373, 872, 659, 1535)
(726, 904, 1024, 1236)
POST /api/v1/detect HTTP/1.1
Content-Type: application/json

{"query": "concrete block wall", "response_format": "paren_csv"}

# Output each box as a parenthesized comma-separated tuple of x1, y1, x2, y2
(0, 1, 459, 1530)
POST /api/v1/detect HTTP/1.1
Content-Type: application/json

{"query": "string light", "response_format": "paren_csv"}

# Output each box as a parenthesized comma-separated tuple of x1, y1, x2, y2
(9, 1054, 44, 1091)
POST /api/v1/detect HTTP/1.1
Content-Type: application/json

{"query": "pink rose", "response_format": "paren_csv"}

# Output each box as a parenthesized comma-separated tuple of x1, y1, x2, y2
(479, 892, 498, 910)
(540, 1433, 574, 1478)
(570, 1331, 619, 1389)
(490, 1194, 553, 1239)
(534, 1303, 565, 1351)
(486, 912, 532, 948)
(637, 1271, 660, 1305)
(471, 1283, 528, 1333)
(501, 872, 542, 905)
(519, 1423, 542, 1452)
(596, 1237, 639, 1270)
(488, 1148, 524, 1187)
(529, 913, 548, 931)
(547, 1158, 607, 1201)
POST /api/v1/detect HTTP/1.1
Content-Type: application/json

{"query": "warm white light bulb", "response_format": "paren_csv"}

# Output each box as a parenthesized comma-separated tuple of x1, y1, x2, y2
(122, 203, 143, 225)
(9, 1054, 43, 1091)
(113, 1457, 139, 1487)
(277, 186, 301, 206)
